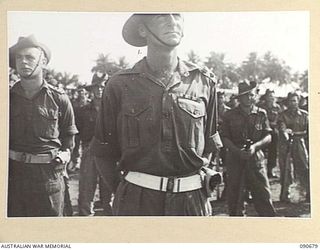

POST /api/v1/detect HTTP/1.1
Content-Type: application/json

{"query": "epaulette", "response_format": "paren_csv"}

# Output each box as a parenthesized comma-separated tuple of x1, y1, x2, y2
(114, 68, 139, 76)
(199, 66, 217, 84)
(182, 61, 199, 71)
(48, 84, 65, 94)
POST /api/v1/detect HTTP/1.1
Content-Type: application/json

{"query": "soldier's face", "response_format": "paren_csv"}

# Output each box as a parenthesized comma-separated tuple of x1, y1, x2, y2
(288, 96, 299, 110)
(239, 92, 256, 107)
(218, 95, 225, 105)
(266, 93, 275, 103)
(15, 47, 47, 78)
(141, 14, 184, 47)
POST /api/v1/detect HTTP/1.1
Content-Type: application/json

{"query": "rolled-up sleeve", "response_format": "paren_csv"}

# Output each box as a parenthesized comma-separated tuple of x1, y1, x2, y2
(262, 110, 272, 133)
(59, 94, 78, 137)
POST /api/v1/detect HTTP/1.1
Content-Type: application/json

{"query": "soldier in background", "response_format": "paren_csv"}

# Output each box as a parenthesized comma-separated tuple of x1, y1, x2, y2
(77, 75, 114, 216)
(278, 92, 309, 202)
(221, 81, 276, 216)
(259, 89, 282, 178)
(68, 86, 89, 172)
(226, 94, 238, 109)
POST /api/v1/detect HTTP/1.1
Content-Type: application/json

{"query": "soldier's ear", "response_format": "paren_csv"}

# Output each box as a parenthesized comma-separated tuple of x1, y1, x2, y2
(41, 54, 48, 68)
(138, 24, 147, 38)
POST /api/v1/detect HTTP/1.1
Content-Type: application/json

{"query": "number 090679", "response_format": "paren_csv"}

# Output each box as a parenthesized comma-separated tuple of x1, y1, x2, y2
(300, 244, 319, 248)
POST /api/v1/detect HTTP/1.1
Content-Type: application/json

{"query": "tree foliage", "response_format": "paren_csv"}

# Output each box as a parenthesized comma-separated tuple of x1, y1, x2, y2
(299, 70, 308, 92)
(91, 53, 129, 77)
(187, 50, 201, 65)
(45, 68, 80, 88)
(185, 49, 303, 90)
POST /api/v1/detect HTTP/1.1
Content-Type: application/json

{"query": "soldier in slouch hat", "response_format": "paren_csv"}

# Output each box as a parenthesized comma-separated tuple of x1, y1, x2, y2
(92, 14, 222, 215)
(8, 35, 78, 217)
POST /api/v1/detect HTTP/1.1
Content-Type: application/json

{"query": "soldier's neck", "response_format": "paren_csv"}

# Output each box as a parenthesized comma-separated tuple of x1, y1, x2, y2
(146, 47, 178, 75)
(20, 75, 43, 99)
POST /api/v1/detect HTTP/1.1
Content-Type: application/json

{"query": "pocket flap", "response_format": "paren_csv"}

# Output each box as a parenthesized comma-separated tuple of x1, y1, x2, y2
(177, 98, 206, 118)
(38, 106, 58, 120)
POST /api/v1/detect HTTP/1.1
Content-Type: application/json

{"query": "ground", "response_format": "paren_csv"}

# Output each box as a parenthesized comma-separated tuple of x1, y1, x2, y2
(67, 165, 311, 217)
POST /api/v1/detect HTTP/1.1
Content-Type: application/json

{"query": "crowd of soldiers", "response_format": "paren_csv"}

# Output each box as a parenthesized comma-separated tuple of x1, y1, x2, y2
(216, 87, 309, 216)
(8, 13, 309, 217)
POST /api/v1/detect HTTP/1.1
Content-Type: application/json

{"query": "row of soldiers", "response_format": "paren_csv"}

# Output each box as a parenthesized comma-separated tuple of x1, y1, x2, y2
(66, 74, 309, 217)
(8, 13, 309, 217)
(216, 86, 309, 216)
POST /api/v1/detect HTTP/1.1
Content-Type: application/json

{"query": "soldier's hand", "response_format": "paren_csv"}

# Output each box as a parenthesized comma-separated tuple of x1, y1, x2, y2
(52, 160, 67, 172)
(285, 128, 293, 135)
(239, 145, 255, 160)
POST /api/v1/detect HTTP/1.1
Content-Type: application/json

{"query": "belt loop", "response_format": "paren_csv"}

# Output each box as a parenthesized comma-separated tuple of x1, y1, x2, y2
(160, 177, 164, 191)
(177, 179, 181, 192)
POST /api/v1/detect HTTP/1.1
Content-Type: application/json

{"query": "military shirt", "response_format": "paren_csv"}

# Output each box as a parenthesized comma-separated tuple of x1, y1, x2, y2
(76, 101, 98, 145)
(221, 105, 272, 148)
(278, 108, 308, 140)
(94, 57, 218, 177)
(10, 81, 78, 154)
(260, 102, 282, 128)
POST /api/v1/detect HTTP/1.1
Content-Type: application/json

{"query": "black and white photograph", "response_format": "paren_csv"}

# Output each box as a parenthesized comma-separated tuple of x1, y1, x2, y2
(7, 11, 310, 218)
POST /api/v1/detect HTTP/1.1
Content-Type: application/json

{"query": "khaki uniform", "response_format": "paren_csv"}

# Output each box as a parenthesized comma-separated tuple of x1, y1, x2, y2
(278, 109, 309, 200)
(221, 105, 276, 216)
(93, 57, 218, 216)
(8, 81, 78, 217)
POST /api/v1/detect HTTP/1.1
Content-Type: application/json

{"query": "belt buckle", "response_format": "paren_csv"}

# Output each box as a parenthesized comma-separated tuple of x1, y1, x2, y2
(166, 177, 175, 192)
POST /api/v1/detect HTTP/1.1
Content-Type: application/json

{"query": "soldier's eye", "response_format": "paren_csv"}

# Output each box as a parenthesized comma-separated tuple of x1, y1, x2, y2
(26, 55, 35, 61)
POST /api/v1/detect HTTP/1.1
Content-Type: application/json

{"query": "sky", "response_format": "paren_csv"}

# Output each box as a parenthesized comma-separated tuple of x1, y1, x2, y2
(8, 11, 309, 84)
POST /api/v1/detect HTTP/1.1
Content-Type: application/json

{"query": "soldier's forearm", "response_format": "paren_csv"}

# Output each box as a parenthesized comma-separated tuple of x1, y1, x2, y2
(60, 135, 75, 151)
(252, 134, 271, 151)
(293, 130, 307, 136)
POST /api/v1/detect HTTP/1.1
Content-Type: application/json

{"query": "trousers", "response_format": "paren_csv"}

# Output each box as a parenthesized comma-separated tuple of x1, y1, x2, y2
(78, 144, 113, 216)
(8, 159, 65, 217)
(112, 179, 212, 216)
(226, 152, 276, 217)
(279, 137, 309, 200)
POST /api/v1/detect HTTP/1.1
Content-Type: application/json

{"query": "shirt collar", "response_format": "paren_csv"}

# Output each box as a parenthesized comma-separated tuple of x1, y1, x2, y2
(11, 80, 50, 97)
(237, 105, 260, 116)
(289, 108, 302, 116)
(130, 57, 198, 78)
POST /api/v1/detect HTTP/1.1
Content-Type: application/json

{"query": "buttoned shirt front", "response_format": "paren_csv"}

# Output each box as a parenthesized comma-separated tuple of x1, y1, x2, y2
(278, 108, 308, 133)
(221, 105, 272, 148)
(76, 101, 98, 146)
(94, 57, 218, 177)
(10, 81, 78, 154)
(260, 102, 282, 128)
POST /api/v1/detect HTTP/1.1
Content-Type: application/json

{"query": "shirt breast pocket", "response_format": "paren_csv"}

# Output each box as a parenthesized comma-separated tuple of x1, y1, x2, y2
(123, 104, 153, 148)
(34, 106, 59, 139)
(177, 97, 206, 153)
